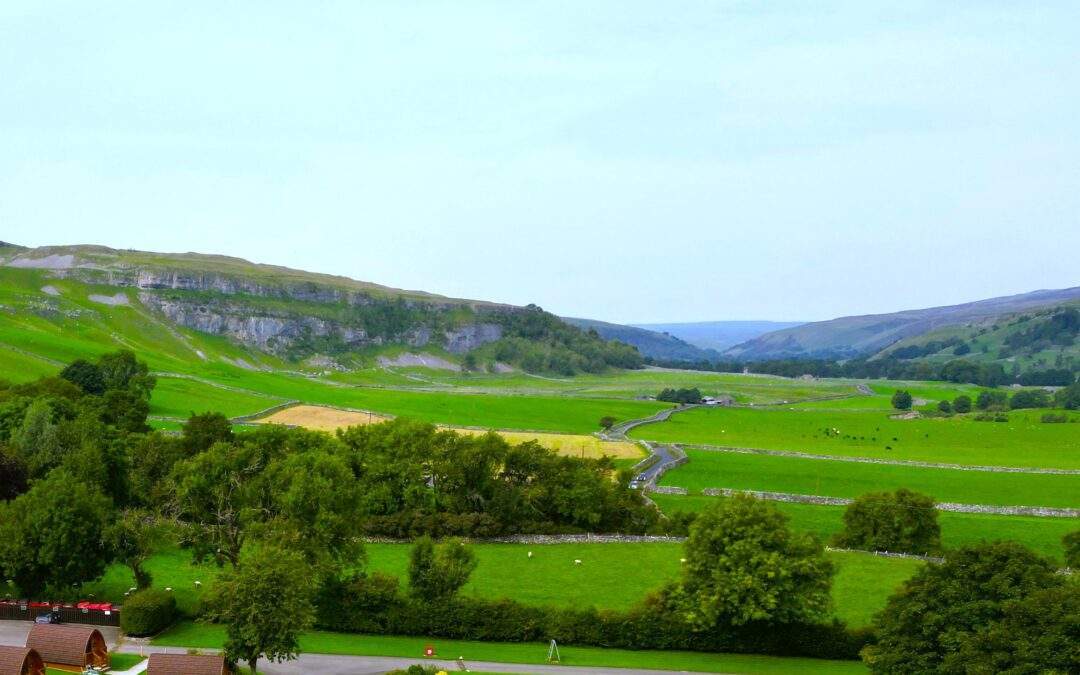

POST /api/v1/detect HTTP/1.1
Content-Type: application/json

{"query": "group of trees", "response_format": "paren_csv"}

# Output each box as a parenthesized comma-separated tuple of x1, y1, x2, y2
(474, 304, 643, 375)
(646, 354, 1078, 389)
(657, 387, 703, 404)
(0, 351, 157, 596)
(0, 351, 659, 600)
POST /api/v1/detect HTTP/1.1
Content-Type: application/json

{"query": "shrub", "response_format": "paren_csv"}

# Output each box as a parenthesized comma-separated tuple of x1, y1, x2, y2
(890, 390, 912, 411)
(120, 588, 177, 636)
(1009, 389, 1051, 409)
(952, 395, 972, 413)
(1041, 413, 1068, 424)
(975, 390, 1008, 411)
(936, 400, 952, 414)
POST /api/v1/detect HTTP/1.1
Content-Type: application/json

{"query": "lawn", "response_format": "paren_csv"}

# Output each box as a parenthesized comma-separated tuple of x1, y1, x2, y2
(631, 405, 1080, 468)
(152, 622, 867, 673)
(87, 544, 916, 629)
(650, 494, 1079, 562)
(658, 449, 1080, 508)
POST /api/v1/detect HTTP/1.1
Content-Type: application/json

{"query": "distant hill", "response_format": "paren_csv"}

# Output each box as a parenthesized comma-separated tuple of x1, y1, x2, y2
(562, 317, 719, 362)
(725, 287, 1080, 362)
(0, 244, 642, 374)
(632, 320, 804, 352)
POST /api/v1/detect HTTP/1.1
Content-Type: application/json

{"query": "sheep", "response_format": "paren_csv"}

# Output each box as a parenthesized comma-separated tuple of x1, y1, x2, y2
(165, 587, 173, 592)
(573, 559, 582, 565)
(194, 580, 202, 588)
(527, 551, 533, 559)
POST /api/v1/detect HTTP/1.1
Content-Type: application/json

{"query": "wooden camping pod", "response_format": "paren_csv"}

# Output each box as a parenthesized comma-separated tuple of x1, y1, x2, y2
(0, 646, 45, 675)
(24, 624, 107, 670)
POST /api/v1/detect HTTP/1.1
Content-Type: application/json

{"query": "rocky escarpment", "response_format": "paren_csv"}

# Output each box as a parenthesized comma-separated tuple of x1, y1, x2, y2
(139, 292, 503, 357)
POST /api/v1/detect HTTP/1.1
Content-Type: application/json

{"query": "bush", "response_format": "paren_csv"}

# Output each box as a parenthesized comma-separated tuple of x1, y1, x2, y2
(975, 390, 1008, 411)
(120, 588, 177, 636)
(1041, 413, 1068, 424)
(952, 395, 972, 413)
(936, 400, 952, 414)
(834, 489, 940, 555)
(1009, 389, 1051, 409)
(890, 390, 912, 411)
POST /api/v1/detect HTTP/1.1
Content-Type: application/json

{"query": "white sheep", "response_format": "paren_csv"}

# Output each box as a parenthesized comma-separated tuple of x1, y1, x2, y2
(680, 558, 687, 563)
(165, 587, 173, 592)
(194, 580, 202, 588)
(527, 551, 533, 559)
(573, 559, 582, 565)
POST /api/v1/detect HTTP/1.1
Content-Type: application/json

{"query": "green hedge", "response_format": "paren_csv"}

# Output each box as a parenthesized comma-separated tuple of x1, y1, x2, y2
(120, 588, 177, 636)
(316, 574, 868, 661)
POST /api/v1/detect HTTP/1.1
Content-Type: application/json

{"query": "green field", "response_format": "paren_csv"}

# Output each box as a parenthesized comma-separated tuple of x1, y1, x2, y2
(631, 405, 1080, 468)
(84, 543, 917, 629)
(650, 494, 1079, 562)
(658, 449, 1080, 508)
(150, 376, 287, 418)
(153, 621, 867, 674)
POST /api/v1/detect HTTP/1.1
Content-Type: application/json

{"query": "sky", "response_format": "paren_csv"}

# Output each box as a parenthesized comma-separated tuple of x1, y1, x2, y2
(2, 2, 1078, 323)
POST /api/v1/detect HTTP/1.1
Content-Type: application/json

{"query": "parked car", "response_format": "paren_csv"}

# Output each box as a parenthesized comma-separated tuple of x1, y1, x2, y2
(34, 609, 61, 624)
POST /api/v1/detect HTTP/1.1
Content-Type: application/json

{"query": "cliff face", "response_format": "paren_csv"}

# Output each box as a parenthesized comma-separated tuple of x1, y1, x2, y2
(137, 291, 504, 357)
(2, 245, 520, 359)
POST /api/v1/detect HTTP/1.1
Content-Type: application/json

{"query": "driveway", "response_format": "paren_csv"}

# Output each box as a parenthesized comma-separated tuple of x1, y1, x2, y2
(0, 619, 120, 646)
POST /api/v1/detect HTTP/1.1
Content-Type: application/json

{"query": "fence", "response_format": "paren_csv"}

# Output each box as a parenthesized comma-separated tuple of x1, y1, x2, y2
(0, 601, 121, 626)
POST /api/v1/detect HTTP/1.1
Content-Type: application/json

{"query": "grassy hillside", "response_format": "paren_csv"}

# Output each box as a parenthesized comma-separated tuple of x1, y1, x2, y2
(0, 245, 642, 375)
(878, 303, 1080, 377)
(725, 287, 1080, 361)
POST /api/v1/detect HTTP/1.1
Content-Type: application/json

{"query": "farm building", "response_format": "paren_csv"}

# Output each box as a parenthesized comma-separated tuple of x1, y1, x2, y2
(24, 624, 107, 671)
(0, 646, 45, 675)
(147, 653, 232, 675)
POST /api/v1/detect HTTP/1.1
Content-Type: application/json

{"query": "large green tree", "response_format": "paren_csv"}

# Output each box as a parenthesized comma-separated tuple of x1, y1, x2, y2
(204, 545, 316, 675)
(673, 495, 834, 628)
(834, 489, 940, 555)
(0, 470, 114, 596)
(1064, 529, 1080, 569)
(107, 509, 166, 589)
(890, 390, 913, 411)
(865, 541, 1067, 674)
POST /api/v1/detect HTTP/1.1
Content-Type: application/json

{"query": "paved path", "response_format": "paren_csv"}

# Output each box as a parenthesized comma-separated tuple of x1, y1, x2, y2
(116, 643, 705, 675)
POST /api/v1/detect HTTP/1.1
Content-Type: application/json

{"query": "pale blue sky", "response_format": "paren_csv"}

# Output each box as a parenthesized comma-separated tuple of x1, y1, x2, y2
(2, 2, 1078, 322)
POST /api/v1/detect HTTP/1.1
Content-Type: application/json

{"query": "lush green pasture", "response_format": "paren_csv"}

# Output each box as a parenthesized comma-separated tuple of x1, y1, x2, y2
(150, 376, 286, 418)
(631, 406, 1080, 468)
(86, 543, 916, 629)
(659, 449, 1080, 508)
(402, 368, 862, 404)
(153, 621, 866, 673)
(650, 494, 1079, 562)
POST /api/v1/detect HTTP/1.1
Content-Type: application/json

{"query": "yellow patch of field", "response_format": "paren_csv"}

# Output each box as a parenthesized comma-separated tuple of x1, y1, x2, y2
(256, 405, 391, 431)
(453, 428, 644, 460)
(255, 405, 644, 460)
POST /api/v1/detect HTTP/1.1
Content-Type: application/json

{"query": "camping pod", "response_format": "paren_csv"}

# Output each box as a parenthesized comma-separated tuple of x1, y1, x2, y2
(24, 624, 107, 670)
(0, 646, 45, 675)
(147, 653, 232, 675)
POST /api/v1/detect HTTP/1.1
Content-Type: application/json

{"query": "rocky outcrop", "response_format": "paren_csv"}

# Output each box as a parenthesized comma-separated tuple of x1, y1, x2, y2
(444, 323, 502, 353)
(138, 292, 503, 357)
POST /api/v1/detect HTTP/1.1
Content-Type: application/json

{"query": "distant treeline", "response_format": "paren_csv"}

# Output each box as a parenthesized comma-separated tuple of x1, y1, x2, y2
(644, 355, 1078, 387)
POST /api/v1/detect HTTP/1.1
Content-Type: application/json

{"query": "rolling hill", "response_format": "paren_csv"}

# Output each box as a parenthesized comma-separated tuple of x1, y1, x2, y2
(561, 317, 719, 362)
(632, 320, 804, 352)
(725, 287, 1080, 362)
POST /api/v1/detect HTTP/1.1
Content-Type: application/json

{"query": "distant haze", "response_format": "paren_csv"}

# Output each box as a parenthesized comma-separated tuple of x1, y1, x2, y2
(3, 3, 1078, 323)
(633, 321, 805, 352)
